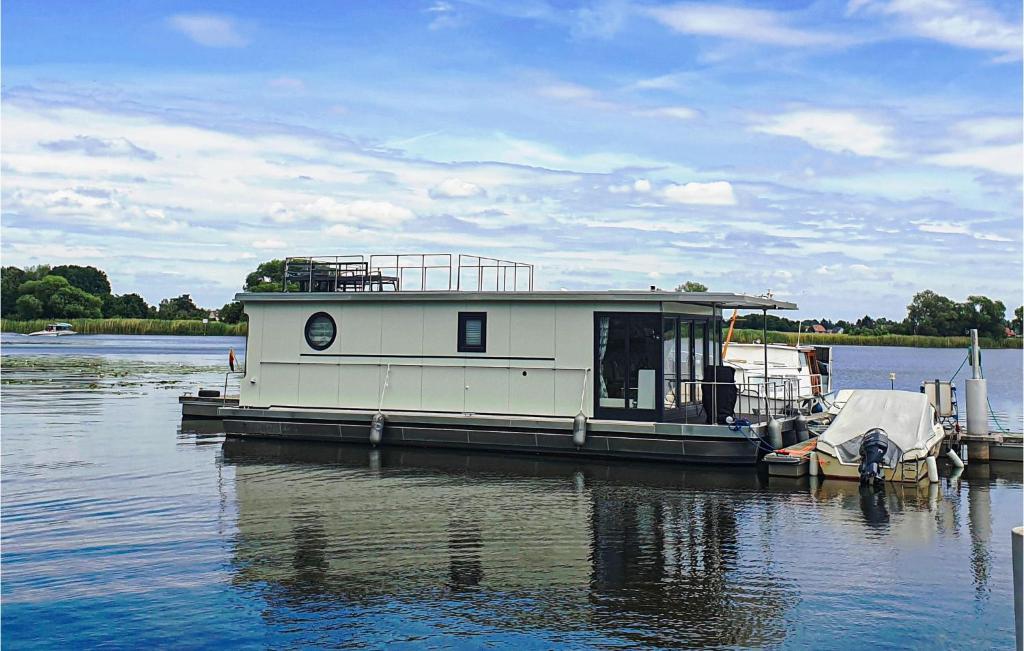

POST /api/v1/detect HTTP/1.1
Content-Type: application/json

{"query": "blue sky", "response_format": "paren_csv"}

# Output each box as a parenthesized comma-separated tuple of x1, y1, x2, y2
(2, 0, 1021, 318)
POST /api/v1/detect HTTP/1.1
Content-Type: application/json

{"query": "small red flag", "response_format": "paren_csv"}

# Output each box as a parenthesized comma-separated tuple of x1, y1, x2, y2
(229, 348, 236, 372)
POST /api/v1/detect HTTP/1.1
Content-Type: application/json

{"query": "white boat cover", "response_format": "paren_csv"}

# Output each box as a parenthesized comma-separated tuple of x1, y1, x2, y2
(817, 390, 939, 464)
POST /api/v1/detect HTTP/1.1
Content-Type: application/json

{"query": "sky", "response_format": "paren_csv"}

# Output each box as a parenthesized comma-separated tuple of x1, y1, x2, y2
(1, 0, 1021, 319)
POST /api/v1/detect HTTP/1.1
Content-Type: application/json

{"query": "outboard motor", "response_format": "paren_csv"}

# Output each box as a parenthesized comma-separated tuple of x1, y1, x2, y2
(858, 428, 889, 487)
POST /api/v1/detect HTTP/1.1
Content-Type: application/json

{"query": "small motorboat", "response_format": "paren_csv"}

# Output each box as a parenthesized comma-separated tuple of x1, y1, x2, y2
(814, 390, 945, 484)
(28, 322, 77, 336)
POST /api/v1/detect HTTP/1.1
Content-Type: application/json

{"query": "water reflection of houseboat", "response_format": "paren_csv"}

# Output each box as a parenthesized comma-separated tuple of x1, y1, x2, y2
(220, 253, 801, 464)
(221, 439, 796, 648)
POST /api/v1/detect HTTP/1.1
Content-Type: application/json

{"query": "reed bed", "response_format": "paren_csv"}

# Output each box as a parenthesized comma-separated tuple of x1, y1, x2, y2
(727, 328, 1021, 349)
(1, 318, 247, 337)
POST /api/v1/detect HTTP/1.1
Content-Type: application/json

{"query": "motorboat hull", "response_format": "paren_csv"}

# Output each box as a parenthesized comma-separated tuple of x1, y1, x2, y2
(815, 448, 937, 483)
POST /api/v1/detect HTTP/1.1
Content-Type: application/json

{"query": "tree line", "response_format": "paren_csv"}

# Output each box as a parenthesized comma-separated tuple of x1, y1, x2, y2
(1, 264, 1018, 340)
(674, 280, 1019, 339)
(0, 261, 291, 325)
(1, 265, 212, 322)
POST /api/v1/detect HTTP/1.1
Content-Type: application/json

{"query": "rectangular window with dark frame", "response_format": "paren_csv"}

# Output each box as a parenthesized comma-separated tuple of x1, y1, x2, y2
(458, 312, 487, 353)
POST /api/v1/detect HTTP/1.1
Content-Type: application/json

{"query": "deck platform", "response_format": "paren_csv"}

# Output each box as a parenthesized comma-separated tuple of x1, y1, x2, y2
(763, 439, 816, 477)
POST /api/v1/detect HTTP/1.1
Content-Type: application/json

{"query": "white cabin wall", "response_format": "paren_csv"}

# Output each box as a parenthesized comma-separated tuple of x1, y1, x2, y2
(241, 298, 661, 417)
(239, 303, 262, 406)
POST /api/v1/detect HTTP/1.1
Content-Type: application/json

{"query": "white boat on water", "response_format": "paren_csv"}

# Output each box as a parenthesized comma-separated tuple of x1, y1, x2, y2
(723, 342, 833, 415)
(28, 322, 77, 336)
(814, 390, 945, 484)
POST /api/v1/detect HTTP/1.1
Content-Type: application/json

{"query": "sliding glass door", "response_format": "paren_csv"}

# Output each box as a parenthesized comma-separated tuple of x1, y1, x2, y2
(658, 316, 715, 421)
(594, 313, 661, 421)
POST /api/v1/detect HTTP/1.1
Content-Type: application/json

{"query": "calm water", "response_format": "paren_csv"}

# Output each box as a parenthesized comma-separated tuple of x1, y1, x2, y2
(2, 335, 1021, 649)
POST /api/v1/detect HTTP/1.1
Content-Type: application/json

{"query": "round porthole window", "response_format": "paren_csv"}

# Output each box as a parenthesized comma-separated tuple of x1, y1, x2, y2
(304, 312, 336, 350)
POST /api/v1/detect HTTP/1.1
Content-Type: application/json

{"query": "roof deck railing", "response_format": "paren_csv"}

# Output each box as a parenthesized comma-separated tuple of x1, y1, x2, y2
(282, 253, 534, 293)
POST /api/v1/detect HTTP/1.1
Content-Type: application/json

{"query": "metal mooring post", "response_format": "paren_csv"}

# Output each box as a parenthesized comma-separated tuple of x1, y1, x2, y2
(965, 329, 990, 464)
(1014, 526, 1023, 651)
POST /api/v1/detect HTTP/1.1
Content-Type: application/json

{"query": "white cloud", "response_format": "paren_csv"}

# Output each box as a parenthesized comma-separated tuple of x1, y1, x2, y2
(252, 238, 287, 250)
(915, 221, 970, 235)
(6, 242, 106, 261)
(429, 177, 486, 199)
(953, 117, 1021, 143)
(634, 106, 700, 120)
(926, 143, 1023, 176)
(663, 181, 737, 205)
(426, 1, 460, 30)
(537, 82, 600, 102)
(305, 197, 415, 225)
(608, 178, 653, 194)
(168, 14, 247, 48)
(535, 82, 618, 110)
(974, 232, 1013, 242)
(752, 110, 897, 158)
(646, 3, 843, 46)
(9, 187, 187, 234)
(849, 0, 1021, 60)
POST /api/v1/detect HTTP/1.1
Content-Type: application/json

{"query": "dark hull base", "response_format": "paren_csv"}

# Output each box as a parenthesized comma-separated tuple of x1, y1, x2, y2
(222, 416, 764, 466)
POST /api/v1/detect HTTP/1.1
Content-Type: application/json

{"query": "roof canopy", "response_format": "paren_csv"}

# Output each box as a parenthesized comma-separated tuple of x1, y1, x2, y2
(237, 290, 797, 310)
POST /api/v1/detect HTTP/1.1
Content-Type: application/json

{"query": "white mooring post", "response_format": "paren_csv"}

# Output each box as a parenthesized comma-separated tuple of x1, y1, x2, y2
(1014, 526, 1023, 651)
(965, 329, 988, 437)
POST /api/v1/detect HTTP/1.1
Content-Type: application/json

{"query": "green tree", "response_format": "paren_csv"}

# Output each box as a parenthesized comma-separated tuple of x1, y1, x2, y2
(103, 293, 151, 318)
(1013, 306, 1023, 334)
(49, 286, 103, 318)
(905, 290, 961, 336)
(19, 275, 73, 304)
(734, 314, 800, 332)
(21, 265, 52, 282)
(218, 301, 246, 324)
(675, 281, 708, 292)
(49, 265, 111, 296)
(959, 295, 1006, 339)
(157, 294, 208, 320)
(245, 259, 287, 292)
(15, 294, 43, 319)
(18, 275, 102, 318)
(2, 266, 26, 316)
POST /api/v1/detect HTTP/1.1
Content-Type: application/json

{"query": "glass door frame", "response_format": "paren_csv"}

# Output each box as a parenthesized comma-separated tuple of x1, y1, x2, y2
(592, 312, 663, 422)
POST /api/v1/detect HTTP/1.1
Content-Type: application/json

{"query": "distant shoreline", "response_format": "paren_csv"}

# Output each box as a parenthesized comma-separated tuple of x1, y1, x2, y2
(1, 318, 246, 337)
(1, 319, 1020, 349)
(728, 328, 1022, 349)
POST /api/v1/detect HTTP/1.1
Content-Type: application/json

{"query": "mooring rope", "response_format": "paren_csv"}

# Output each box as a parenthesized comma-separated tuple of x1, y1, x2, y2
(949, 351, 969, 382)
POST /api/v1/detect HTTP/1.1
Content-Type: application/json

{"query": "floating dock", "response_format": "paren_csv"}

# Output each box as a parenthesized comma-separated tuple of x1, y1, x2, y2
(178, 394, 238, 418)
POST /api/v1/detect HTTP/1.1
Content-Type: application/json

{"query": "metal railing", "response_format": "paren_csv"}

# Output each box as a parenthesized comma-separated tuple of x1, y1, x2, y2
(368, 253, 452, 291)
(663, 377, 799, 424)
(456, 254, 533, 292)
(281, 253, 533, 293)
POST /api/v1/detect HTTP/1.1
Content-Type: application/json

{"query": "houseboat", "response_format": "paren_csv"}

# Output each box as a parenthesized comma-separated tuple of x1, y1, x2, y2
(723, 342, 833, 414)
(217, 253, 803, 464)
